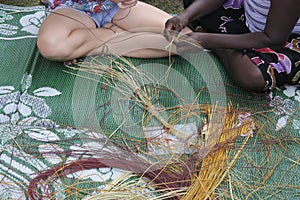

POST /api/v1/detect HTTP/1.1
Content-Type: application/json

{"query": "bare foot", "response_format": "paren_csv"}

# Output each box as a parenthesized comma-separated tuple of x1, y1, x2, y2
(64, 58, 77, 65)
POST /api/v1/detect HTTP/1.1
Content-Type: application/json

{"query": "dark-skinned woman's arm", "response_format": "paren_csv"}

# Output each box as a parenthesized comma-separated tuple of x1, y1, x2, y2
(175, 0, 300, 52)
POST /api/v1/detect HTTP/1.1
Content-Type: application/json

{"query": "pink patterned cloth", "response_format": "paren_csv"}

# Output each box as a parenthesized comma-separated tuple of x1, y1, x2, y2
(48, 0, 116, 13)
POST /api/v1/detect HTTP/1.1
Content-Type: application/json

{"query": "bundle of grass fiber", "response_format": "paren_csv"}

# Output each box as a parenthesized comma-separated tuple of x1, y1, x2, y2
(29, 55, 256, 200)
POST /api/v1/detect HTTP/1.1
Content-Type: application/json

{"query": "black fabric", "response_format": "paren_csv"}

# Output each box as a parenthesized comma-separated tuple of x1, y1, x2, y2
(183, 0, 249, 34)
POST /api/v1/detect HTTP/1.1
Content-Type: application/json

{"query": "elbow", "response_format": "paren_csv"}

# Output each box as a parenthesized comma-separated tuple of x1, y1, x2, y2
(265, 34, 288, 48)
(269, 39, 286, 48)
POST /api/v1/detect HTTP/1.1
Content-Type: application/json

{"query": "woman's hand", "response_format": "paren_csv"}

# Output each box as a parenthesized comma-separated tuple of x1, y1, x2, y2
(164, 13, 190, 41)
(111, 0, 138, 9)
(174, 32, 204, 54)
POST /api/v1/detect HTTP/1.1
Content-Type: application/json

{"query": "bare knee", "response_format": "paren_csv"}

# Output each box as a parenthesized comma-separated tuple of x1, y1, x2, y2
(214, 49, 267, 92)
(224, 60, 266, 92)
(37, 35, 72, 61)
(235, 70, 266, 92)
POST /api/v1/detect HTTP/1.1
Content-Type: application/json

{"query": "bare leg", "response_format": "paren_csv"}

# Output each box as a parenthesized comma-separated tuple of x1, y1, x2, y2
(112, 2, 171, 33)
(38, 8, 125, 61)
(37, 3, 190, 62)
(213, 49, 266, 92)
(103, 1, 191, 57)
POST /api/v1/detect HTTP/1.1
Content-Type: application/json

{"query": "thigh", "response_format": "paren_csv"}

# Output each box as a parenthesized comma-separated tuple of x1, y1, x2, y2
(111, 1, 171, 33)
(38, 8, 97, 41)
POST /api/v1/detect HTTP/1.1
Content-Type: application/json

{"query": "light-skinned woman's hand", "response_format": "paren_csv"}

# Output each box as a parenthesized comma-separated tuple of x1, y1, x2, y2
(111, 0, 138, 9)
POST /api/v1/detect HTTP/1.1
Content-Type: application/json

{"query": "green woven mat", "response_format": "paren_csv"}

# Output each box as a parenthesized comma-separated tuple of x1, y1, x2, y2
(0, 4, 299, 199)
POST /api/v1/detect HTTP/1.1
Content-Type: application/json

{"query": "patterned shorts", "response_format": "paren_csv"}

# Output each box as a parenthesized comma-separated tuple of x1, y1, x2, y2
(47, 1, 120, 28)
(184, 0, 300, 91)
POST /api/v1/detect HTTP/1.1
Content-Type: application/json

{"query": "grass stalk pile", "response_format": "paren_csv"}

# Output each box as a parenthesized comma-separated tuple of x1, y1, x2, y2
(25, 52, 299, 199)
(37, 55, 257, 200)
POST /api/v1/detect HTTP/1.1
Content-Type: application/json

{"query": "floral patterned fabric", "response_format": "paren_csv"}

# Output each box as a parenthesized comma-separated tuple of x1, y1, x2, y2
(48, 0, 116, 13)
(246, 35, 300, 90)
(184, 0, 300, 91)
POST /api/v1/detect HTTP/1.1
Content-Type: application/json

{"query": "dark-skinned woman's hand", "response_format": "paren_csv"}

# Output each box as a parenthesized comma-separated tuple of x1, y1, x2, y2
(174, 32, 204, 54)
(164, 13, 190, 41)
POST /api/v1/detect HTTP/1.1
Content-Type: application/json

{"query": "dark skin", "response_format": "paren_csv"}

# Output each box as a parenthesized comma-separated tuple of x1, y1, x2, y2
(164, 0, 300, 92)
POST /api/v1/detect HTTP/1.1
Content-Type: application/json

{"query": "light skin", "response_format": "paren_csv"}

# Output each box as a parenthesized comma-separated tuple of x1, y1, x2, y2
(37, 0, 190, 65)
(164, 0, 300, 92)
